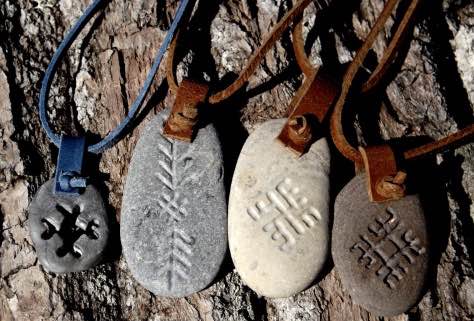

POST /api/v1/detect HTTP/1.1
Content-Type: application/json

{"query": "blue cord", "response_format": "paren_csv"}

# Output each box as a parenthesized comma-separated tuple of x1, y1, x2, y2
(39, 0, 191, 154)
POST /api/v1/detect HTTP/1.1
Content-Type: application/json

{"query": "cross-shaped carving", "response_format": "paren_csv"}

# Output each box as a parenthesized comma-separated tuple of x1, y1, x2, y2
(41, 203, 99, 258)
(157, 193, 189, 223)
(351, 208, 426, 288)
(247, 178, 321, 252)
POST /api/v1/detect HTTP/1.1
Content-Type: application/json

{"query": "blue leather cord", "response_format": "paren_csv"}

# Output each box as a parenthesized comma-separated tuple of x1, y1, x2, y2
(39, 0, 191, 154)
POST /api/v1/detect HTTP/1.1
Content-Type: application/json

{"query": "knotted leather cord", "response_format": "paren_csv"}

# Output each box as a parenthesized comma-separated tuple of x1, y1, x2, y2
(291, 13, 318, 79)
(39, 0, 191, 154)
(330, 0, 474, 165)
(285, 0, 420, 122)
(167, 0, 330, 104)
(293, 0, 420, 96)
(331, 0, 474, 165)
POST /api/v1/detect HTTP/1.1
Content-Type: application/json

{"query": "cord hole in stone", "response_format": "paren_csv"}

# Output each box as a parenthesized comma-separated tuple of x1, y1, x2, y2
(85, 219, 100, 240)
(41, 218, 56, 240)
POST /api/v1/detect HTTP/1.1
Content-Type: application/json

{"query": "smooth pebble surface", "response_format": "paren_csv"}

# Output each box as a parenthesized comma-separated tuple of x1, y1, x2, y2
(332, 174, 431, 316)
(229, 119, 331, 298)
(121, 108, 227, 298)
(28, 179, 109, 273)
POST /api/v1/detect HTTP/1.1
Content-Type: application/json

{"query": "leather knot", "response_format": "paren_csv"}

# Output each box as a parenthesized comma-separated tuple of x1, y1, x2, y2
(163, 79, 209, 142)
(288, 115, 312, 144)
(376, 171, 407, 200)
(168, 103, 198, 131)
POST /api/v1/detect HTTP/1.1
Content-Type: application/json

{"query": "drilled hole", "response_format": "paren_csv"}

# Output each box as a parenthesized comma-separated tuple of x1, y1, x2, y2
(41, 218, 56, 240)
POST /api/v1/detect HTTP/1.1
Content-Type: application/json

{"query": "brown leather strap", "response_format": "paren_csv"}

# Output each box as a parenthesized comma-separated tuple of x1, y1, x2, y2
(167, 29, 181, 96)
(167, 0, 329, 104)
(292, 18, 316, 78)
(330, 0, 474, 166)
(276, 67, 339, 155)
(360, 146, 406, 202)
(330, 0, 424, 166)
(361, 0, 422, 93)
(163, 79, 209, 142)
(276, 12, 342, 156)
(403, 123, 474, 160)
(293, 0, 415, 94)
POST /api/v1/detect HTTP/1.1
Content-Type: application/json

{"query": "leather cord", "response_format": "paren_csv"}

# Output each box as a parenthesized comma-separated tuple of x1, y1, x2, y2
(291, 14, 318, 79)
(166, 0, 331, 104)
(39, 0, 192, 154)
(403, 125, 474, 160)
(330, 0, 474, 165)
(291, 2, 411, 94)
(330, 0, 419, 166)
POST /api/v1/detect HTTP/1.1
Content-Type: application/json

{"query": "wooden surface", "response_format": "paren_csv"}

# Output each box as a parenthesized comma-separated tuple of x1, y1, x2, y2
(1, 0, 474, 320)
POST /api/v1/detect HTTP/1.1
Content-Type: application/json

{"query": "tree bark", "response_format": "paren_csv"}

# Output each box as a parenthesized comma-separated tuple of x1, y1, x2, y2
(1, 0, 473, 320)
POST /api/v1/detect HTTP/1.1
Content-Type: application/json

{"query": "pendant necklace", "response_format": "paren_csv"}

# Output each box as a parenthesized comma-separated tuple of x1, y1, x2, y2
(28, 0, 190, 273)
(226, 0, 337, 298)
(121, 0, 326, 298)
(329, 0, 474, 316)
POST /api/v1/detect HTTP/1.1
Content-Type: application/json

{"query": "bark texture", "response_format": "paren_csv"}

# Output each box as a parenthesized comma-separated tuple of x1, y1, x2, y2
(1, 0, 474, 320)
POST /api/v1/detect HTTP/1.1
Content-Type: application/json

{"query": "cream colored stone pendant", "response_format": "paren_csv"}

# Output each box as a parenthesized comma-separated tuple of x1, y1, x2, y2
(332, 174, 431, 316)
(228, 118, 331, 298)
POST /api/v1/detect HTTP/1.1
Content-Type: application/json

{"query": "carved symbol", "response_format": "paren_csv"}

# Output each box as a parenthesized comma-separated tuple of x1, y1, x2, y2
(247, 178, 321, 252)
(156, 229, 196, 290)
(157, 193, 189, 222)
(41, 203, 99, 258)
(351, 208, 426, 289)
(130, 134, 220, 289)
(140, 135, 207, 223)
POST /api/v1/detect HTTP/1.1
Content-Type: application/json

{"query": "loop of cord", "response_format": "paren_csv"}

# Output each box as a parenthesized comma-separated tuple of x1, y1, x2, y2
(292, 4, 416, 94)
(270, 3, 418, 128)
(167, 0, 330, 104)
(330, 0, 474, 165)
(329, 0, 423, 165)
(39, 0, 192, 154)
(291, 14, 318, 79)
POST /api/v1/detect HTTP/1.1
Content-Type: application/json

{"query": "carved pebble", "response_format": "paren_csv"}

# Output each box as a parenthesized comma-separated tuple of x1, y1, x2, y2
(332, 174, 431, 316)
(228, 119, 330, 298)
(28, 179, 109, 273)
(121, 108, 227, 297)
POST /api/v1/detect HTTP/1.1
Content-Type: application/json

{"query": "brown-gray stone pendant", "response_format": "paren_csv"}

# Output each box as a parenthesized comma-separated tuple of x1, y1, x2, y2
(28, 179, 109, 273)
(332, 174, 430, 316)
(121, 108, 227, 298)
(229, 119, 331, 298)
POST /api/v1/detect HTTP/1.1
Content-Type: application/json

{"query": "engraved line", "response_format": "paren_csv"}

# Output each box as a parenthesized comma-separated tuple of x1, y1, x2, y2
(157, 173, 174, 191)
(173, 264, 190, 280)
(158, 160, 173, 175)
(157, 143, 172, 159)
(172, 249, 192, 267)
(267, 191, 289, 213)
(174, 229, 195, 245)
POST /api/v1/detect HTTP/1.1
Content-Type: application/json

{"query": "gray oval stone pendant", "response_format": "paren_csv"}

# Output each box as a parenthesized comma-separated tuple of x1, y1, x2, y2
(332, 174, 430, 316)
(121, 108, 227, 297)
(229, 119, 330, 298)
(28, 179, 109, 273)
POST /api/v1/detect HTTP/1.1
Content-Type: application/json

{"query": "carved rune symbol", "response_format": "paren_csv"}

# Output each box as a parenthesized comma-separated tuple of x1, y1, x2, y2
(156, 229, 195, 290)
(134, 134, 215, 289)
(247, 178, 321, 252)
(41, 203, 99, 258)
(351, 208, 426, 289)
(154, 136, 191, 223)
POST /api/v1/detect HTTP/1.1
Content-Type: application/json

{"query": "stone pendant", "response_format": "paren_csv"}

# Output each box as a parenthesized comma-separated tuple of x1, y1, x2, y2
(332, 174, 430, 316)
(228, 119, 331, 298)
(121, 108, 227, 297)
(28, 180, 109, 273)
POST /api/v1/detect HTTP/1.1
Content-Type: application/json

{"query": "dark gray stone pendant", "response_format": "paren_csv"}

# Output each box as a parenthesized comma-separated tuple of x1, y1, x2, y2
(229, 119, 331, 298)
(332, 174, 430, 316)
(28, 179, 109, 273)
(121, 108, 227, 297)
